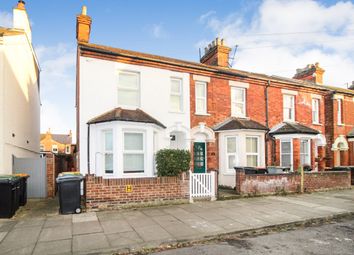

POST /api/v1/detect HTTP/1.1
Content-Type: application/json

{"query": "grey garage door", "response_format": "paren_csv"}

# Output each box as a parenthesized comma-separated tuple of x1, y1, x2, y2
(13, 156, 47, 198)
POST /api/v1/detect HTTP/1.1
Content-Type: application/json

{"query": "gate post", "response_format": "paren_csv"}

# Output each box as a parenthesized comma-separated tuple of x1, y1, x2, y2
(211, 171, 216, 201)
(189, 170, 194, 203)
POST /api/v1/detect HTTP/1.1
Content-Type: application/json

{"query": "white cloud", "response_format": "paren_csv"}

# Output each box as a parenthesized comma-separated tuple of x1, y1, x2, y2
(0, 11, 12, 27)
(149, 23, 167, 39)
(199, 11, 216, 23)
(200, 0, 354, 87)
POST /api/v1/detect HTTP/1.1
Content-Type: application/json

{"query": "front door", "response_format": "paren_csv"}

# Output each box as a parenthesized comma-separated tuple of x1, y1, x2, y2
(193, 142, 206, 173)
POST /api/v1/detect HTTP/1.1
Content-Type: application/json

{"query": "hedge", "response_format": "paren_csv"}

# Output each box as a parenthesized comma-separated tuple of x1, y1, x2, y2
(156, 149, 191, 177)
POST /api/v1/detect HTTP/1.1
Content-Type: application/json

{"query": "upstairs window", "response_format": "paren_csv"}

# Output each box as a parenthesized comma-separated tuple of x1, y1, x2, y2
(246, 136, 259, 167)
(170, 78, 183, 112)
(103, 130, 113, 174)
(51, 144, 58, 154)
(312, 98, 320, 124)
(283, 95, 295, 121)
(118, 71, 140, 107)
(195, 81, 207, 114)
(337, 99, 343, 125)
(123, 132, 145, 174)
(231, 87, 246, 117)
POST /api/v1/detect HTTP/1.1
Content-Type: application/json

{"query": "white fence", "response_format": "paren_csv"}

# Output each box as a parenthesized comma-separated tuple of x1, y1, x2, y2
(189, 170, 216, 202)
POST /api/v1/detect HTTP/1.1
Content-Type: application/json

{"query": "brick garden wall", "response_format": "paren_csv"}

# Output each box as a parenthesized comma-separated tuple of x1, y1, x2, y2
(235, 169, 351, 196)
(45, 153, 55, 198)
(85, 174, 189, 210)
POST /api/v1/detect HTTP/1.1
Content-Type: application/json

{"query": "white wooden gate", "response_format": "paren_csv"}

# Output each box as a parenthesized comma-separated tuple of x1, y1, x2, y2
(189, 170, 216, 202)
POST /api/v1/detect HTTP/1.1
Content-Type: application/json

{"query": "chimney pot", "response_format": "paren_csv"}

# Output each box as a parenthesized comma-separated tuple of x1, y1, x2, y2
(16, 0, 25, 10)
(200, 37, 231, 67)
(82, 6, 87, 15)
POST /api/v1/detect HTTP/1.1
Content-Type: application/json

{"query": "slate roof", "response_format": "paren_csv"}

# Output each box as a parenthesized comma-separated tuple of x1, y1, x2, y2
(348, 128, 354, 138)
(87, 108, 166, 128)
(79, 42, 354, 96)
(269, 122, 319, 135)
(213, 117, 268, 132)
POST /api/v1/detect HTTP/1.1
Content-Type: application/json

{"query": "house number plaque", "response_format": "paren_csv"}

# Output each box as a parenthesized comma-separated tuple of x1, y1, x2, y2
(126, 185, 132, 192)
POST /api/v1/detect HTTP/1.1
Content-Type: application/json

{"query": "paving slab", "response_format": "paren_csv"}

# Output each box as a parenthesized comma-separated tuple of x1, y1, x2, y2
(33, 239, 72, 255)
(134, 224, 174, 242)
(0, 232, 7, 243)
(161, 222, 201, 239)
(72, 212, 97, 223)
(0, 226, 41, 249)
(14, 218, 45, 228)
(101, 219, 133, 234)
(44, 218, 72, 228)
(0, 244, 35, 255)
(97, 211, 125, 222)
(73, 221, 102, 235)
(107, 231, 143, 247)
(38, 225, 72, 242)
(72, 232, 110, 253)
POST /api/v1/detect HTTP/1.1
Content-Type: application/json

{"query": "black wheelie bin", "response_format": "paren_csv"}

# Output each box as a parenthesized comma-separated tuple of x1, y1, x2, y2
(56, 173, 84, 214)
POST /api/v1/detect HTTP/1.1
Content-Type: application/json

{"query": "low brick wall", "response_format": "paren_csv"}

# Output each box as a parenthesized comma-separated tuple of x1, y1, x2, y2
(235, 170, 351, 196)
(85, 174, 189, 211)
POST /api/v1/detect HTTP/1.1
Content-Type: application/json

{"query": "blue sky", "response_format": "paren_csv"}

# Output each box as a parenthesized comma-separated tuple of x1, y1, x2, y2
(1, 0, 354, 138)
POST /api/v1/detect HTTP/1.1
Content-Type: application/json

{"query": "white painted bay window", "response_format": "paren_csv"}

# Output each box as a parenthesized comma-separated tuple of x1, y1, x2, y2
(195, 81, 207, 114)
(231, 87, 246, 117)
(170, 78, 183, 112)
(226, 136, 237, 171)
(118, 71, 140, 107)
(246, 136, 259, 167)
(123, 132, 145, 174)
(312, 99, 320, 124)
(337, 99, 343, 125)
(283, 95, 295, 121)
(280, 139, 292, 168)
(103, 130, 113, 174)
(300, 139, 311, 166)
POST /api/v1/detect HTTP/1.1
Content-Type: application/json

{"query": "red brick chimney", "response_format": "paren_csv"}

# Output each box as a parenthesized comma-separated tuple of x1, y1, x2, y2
(76, 6, 92, 43)
(200, 38, 231, 68)
(293, 63, 325, 85)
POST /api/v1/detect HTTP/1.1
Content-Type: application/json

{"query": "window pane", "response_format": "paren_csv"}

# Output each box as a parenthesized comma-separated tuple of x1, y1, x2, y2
(247, 155, 258, 167)
(232, 88, 244, 102)
(124, 133, 143, 150)
(196, 83, 206, 97)
(281, 141, 291, 153)
(246, 137, 258, 153)
(170, 95, 181, 112)
(281, 155, 291, 167)
(233, 103, 244, 115)
(196, 98, 205, 113)
(227, 137, 236, 153)
(300, 140, 308, 154)
(228, 155, 236, 169)
(118, 89, 139, 106)
(119, 73, 138, 89)
(124, 154, 144, 172)
(105, 153, 113, 174)
(171, 79, 181, 93)
(104, 131, 113, 151)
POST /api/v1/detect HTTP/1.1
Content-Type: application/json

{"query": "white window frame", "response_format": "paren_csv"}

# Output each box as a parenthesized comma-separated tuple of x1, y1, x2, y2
(300, 139, 311, 166)
(280, 139, 293, 170)
(195, 81, 207, 115)
(231, 87, 246, 118)
(117, 71, 140, 108)
(51, 144, 58, 154)
(226, 136, 238, 172)
(283, 94, 295, 122)
(102, 129, 114, 175)
(337, 99, 343, 125)
(123, 131, 145, 174)
(312, 98, 320, 124)
(246, 136, 260, 167)
(169, 78, 183, 113)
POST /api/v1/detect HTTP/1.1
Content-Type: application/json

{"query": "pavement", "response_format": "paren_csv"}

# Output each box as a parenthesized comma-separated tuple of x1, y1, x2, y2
(0, 189, 353, 255)
(151, 218, 354, 255)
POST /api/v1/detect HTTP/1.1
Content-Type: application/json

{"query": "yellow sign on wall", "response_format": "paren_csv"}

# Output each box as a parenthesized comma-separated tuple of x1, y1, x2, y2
(126, 185, 132, 193)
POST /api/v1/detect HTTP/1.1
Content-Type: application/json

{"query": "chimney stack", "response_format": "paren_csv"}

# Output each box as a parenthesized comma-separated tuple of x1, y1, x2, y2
(200, 38, 231, 68)
(293, 62, 325, 85)
(76, 6, 92, 43)
(13, 0, 32, 42)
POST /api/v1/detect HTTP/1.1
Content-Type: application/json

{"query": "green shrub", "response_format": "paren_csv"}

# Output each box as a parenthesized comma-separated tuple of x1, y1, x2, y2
(156, 149, 191, 177)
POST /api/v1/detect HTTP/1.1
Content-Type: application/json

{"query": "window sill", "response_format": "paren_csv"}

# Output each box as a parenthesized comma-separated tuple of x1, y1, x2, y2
(337, 123, 345, 126)
(231, 115, 248, 119)
(169, 111, 185, 114)
(195, 112, 211, 116)
(312, 123, 322, 126)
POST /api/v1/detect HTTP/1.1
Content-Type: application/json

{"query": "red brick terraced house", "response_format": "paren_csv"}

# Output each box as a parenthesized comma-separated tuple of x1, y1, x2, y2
(76, 7, 354, 190)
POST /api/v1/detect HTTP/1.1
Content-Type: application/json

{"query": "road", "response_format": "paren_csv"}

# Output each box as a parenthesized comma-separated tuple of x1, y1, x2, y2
(151, 219, 354, 255)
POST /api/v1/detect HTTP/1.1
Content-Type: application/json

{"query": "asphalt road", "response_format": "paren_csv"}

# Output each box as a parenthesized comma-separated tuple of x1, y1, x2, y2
(151, 219, 354, 255)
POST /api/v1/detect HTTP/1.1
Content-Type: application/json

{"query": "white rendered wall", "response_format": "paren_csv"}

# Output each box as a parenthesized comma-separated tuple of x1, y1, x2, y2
(218, 130, 266, 188)
(0, 34, 40, 174)
(79, 56, 191, 175)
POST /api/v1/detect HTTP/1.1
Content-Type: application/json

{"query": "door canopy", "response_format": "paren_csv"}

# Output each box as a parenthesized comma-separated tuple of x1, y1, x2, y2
(332, 135, 349, 151)
(191, 122, 215, 142)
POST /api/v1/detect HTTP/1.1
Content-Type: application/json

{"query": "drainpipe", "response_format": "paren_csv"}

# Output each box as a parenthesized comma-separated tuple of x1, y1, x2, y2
(265, 80, 270, 167)
(87, 124, 91, 175)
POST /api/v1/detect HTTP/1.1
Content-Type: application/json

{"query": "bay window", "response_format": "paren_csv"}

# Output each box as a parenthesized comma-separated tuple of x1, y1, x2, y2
(118, 71, 140, 107)
(280, 139, 292, 168)
(226, 136, 237, 171)
(103, 130, 113, 174)
(246, 136, 259, 167)
(300, 139, 311, 166)
(170, 78, 183, 112)
(195, 81, 207, 114)
(123, 132, 145, 174)
(231, 87, 246, 117)
(283, 95, 295, 121)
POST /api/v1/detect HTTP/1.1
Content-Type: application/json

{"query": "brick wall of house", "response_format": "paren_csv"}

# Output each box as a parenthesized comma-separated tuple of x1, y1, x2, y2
(85, 174, 189, 210)
(235, 169, 351, 196)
